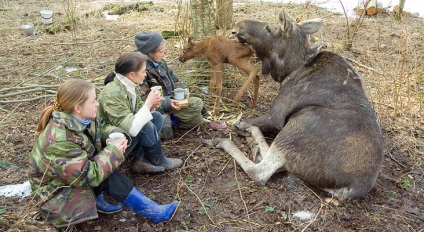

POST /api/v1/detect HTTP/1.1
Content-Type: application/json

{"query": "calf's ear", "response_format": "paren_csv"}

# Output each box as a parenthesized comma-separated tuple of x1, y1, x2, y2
(298, 19, 324, 35)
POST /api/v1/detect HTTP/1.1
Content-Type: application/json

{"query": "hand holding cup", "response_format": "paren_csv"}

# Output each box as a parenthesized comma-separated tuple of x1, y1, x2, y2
(107, 132, 127, 153)
(146, 87, 163, 109)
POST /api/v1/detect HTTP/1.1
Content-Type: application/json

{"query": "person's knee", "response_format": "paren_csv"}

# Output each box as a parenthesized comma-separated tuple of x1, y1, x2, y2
(151, 111, 164, 129)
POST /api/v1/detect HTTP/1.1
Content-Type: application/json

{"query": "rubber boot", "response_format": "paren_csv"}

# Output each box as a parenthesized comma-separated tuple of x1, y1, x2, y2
(144, 140, 183, 170)
(160, 114, 174, 141)
(96, 193, 123, 214)
(123, 187, 179, 224)
(131, 149, 165, 174)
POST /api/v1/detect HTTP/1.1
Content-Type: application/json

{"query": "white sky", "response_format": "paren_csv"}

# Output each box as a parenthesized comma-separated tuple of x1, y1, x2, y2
(261, 0, 424, 18)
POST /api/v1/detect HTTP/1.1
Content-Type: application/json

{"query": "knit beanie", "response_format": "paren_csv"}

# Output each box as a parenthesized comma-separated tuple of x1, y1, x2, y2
(135, 31, 164, 54)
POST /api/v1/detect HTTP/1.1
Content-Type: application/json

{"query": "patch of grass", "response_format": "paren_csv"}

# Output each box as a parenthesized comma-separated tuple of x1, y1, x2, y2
(184, 175, 194, 184)
(265, 205, 275, 212)
(401, 177, 411, 189)
(281, 211, 288, 220)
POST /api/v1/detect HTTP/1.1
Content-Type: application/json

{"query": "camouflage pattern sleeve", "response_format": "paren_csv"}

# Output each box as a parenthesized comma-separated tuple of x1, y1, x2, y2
(98, 84, 136, 133)
(46, 141, 124, 188)
(97, 116, 131, 145)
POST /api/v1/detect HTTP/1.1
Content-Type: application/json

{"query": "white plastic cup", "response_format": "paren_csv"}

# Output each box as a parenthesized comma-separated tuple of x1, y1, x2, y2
(40, 10, 54, 24)
(151, 86, 163, 96)
(174, 88, 185, 100)
(107, 132, 124, 145)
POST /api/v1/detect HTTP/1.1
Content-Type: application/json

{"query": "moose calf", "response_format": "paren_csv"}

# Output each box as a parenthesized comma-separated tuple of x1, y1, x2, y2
(206, 7, 384, 205)
(179, 36, 259, 116)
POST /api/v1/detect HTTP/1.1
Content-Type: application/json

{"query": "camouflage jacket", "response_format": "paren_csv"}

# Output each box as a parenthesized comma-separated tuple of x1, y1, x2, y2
(97, 77, 144, 133)
(28, 111, 126, 228)
(141, 59, 184, 113)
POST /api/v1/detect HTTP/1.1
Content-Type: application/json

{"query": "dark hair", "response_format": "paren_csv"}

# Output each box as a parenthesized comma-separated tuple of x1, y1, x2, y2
(104, 52, 147, 85)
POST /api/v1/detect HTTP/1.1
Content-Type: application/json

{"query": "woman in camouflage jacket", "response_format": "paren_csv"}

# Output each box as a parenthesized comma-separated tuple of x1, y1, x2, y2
(28, 79, 179, 228)
(100, 52, 183, 173)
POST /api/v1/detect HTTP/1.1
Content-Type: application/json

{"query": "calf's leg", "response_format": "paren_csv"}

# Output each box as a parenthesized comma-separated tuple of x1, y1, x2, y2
(211, 64, 223, 116)
(233, 59, 259, 108)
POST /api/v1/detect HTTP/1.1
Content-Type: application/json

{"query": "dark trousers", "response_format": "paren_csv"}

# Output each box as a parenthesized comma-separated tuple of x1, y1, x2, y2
(124, 111, 163, 156)
(93, 111, 164, 203)
(93, 171, 133, 203)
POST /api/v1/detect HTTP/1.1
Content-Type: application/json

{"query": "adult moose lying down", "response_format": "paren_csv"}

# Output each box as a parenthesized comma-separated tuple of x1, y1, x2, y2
(206, 7, 384, 204)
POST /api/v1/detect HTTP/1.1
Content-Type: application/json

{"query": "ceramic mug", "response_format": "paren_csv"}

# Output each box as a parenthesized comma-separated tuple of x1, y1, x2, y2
(174, 88, 185, 100)
(151, 86, 163, 96)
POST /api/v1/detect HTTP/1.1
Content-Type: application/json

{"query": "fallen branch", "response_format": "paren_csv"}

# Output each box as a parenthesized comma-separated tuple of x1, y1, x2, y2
(57, 39, 127, 45)
(234, 159, 252, 231)
(0, 88, 44, 99)
(0, 95, 54, 104)
(345, 57, 383, 74)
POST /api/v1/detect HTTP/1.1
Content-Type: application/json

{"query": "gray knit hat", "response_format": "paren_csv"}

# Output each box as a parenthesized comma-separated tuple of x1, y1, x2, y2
(135, 31, 164, 54)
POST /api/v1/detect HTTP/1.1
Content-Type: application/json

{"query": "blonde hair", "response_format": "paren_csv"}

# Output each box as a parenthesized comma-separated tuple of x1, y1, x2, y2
(36, 79, 95, 133)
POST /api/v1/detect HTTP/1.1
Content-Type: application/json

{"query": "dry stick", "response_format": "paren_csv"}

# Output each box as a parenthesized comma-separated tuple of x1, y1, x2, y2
(17, 72, 61, 88)
(172, 121, 206, 143)
(176, 144, 216, 225)
(345, 57, 383, 75)
(217, 157, 232, 176)
(299, 182, 326, 232)
(184, 183, 215, 224)
(0, 95, 55, 103)
(387, 150, 407, 168)
(56, 39, 127, 45)
(0, 85, 39, 93)
(233, 160, 252, 231)
(0, 102, 22, 124)
(372, 204, 420, 221)
(0, 87, 44, 98)
(16, 51, 82, 87)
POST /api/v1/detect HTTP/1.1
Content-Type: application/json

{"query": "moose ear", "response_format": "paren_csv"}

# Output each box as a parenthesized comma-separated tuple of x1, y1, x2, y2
(298, 19, 324, 35)
(188, 36, 193, 44)
(278, 8, 293, 33)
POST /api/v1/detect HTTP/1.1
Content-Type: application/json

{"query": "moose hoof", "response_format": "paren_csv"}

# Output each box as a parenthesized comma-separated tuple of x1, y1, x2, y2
(234, 121, 252, 131)
(202, 138, 224, 148)
(202, 139, 214, 147)
(325, 198, 340, 206)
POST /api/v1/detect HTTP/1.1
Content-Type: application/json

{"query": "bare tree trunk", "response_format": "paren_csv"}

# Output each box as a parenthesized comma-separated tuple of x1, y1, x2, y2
(395, 0, 406, 20)
(216, 0, 233, 30)
(190, 0, 215, 39)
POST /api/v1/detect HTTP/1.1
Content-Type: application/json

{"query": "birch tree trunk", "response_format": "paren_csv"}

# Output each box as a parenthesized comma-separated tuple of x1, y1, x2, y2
(190, 0, 215, 39)
(395, 0, 406, 20)
(216, 0, 233, 29)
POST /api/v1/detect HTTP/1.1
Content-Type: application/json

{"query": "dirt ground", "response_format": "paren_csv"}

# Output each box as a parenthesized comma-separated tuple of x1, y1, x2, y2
(0, 0, 423, 231)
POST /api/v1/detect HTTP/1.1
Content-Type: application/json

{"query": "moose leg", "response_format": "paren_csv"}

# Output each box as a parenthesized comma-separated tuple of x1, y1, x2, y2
(233, 59, 259, 108)
(211, 138, 285, 186)
(246, 126, 270, 161)
(240, 115, 278, 132)
(211, 64, 223, 116)
(251, 74, 259, 108)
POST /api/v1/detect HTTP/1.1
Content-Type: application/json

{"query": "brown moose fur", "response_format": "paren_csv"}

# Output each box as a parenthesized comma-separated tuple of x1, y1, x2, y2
(179, 36, 259, 116)
(207, 7, 384, 205)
